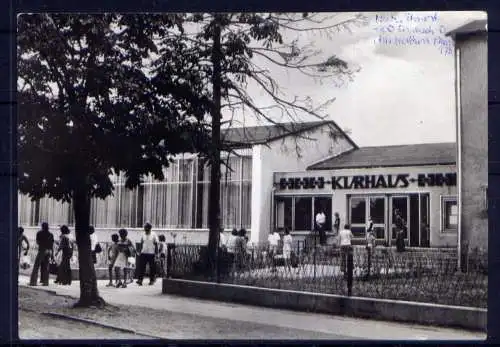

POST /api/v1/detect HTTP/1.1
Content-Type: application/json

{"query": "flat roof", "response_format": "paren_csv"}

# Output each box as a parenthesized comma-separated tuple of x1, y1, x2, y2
(307, 142, 456, 170)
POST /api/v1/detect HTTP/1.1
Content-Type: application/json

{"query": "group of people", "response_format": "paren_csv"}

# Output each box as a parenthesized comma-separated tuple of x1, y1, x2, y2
(103, 223, 167, 288)
(25, 222, 74, 286)
(21, 221, 168, 289)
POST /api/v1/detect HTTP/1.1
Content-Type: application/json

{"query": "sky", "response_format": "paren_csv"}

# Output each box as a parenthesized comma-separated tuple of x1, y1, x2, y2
(224, 11, 487, 147)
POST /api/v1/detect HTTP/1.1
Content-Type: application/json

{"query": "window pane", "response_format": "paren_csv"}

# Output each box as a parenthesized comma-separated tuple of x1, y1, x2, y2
(221, 182, 240, 229)
(179, 183, 193, 228)
(445, 200, 458, 229)
(179, 159, 193, 182)
(221, 157, 241, 181)
(118, 186, 141, 227)
(90, 195, 118, 228)
(294, 197, 312, 231)
(241, 181, 252, 229)
(242, 156, 252, 180)
(351, 226, 366, 238)
(276, 196, 293, 231)
(350, 197, 366, 224)
(369, 197, 385, 224)
(373, 226, 385, 239)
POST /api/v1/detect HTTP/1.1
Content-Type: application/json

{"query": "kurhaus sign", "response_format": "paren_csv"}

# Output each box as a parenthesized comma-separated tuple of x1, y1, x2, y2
(278, 173, 457, 190)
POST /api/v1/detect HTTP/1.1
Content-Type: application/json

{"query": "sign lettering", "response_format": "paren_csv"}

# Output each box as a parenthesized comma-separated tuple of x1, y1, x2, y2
(278, 173, 456, 190)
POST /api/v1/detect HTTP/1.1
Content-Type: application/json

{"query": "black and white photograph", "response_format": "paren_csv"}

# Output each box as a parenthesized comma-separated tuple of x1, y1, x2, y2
(17, 11, 487, 340)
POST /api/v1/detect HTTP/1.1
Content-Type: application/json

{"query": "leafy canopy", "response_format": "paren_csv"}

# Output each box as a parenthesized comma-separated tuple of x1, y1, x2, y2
(18, 14, 212, 202)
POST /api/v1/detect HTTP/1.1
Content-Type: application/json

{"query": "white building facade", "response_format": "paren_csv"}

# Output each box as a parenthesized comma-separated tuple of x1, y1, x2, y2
(18, 120, 459, 247)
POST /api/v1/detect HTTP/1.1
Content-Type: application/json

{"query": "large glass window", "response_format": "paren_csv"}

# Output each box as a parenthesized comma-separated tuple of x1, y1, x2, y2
(349, 196, 366, 237)
(275, 196, 293, 231)
(18, 154, 253, 231)
(275, 195, 332, 232)
(442, 196, 458, 232)
(294, 197, 313, 231)
(348, 195, 386, 239)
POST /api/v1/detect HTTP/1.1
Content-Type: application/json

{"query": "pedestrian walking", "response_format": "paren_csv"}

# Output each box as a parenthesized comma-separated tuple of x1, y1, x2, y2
(54, 225, 73, 285)
(18, 227, 30, 266)
(29, 222, 54, 286)
(136, 222, 158, 286)
(115, 229, 134, 288)
(339, 224, 353, 274)
(106, 233, 120, 287)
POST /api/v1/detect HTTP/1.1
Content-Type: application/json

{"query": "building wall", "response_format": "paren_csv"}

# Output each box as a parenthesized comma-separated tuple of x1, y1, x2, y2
(18, 148, 253, 246)
(274, 164, 458, 247)
(250, 124, 356, 244)
(457, 33, 488, 251)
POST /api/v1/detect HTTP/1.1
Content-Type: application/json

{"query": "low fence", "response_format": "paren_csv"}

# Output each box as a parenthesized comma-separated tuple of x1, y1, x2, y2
(165, 243, 487, 308)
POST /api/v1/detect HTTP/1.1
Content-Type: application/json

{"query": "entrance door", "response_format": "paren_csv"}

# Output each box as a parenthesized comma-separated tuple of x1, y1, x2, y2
(419, 194, 430, 247)
(391, 196, 409, 244)
(409, 194, 420, 247)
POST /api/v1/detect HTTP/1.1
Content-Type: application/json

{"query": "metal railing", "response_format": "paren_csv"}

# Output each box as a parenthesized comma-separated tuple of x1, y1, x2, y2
(165, 243, 487, 308)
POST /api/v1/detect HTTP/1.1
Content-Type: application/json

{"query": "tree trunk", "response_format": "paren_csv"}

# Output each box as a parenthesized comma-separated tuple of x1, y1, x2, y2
(207, 19, 222, 276)
(72, 185, 105, 308)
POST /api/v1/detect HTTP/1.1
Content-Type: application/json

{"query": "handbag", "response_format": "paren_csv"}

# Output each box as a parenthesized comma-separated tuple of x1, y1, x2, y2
(94, 242, 103, 254)
(49, 258, 58, 275)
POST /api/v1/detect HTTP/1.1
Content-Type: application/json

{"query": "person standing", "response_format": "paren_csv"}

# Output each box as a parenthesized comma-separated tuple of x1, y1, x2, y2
(106, 233, 120, 287)
(158, 234, 167, 278)
(282, 228, 293, 271)
(315, 209, 327, 246)
(267, 229, 281, 271)
(394, 209, 406, 252)
(339, 224, 353, 274)
(219, 228, 227, 250)
(89, 226, 99, 264)
(365, 218, 376, 278)
(18, 227, 30, 266)
(333, 212, 341, 235)
(136, 222, 158, 286)
(115, 229, 134, 288)
(54, 225, 73, 285)
(225, 228, 238, 273)
(29, 222, 54, 286)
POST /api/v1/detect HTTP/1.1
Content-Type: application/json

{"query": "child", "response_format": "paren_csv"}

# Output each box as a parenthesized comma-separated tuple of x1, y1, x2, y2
(158, 234, 167, 277)
(106, 233, 119, 287)
(114, 229, 134, 288)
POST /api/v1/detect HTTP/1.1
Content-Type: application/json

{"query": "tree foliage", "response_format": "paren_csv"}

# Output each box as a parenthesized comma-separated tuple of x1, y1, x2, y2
(17, 13, 212, 306)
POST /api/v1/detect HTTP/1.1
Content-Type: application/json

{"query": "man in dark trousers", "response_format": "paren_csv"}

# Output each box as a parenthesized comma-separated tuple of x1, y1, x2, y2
(136, 222, 158, 286)
(29, 222, 54, 286)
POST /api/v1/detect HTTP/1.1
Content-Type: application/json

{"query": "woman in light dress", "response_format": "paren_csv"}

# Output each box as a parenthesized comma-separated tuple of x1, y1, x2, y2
(282, 228, 293, 271)
(114, 228, 134, 288)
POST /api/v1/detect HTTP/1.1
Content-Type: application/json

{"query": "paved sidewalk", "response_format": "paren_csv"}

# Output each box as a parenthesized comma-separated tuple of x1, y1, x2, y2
(18, 275, 486, 340)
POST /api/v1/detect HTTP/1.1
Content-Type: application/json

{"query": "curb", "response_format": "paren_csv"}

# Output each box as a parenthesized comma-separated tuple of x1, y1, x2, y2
(41, 312, 158, 338)
(163, 278, 487, 332)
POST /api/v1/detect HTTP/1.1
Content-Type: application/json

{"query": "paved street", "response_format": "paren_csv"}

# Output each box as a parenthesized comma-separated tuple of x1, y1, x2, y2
(18, 275, 485, 340)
